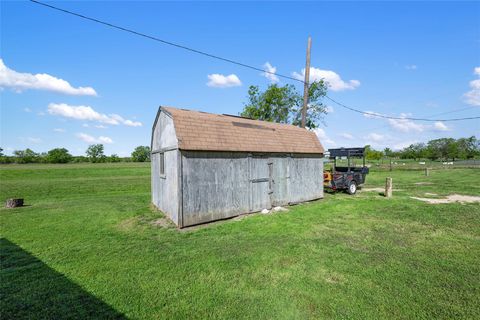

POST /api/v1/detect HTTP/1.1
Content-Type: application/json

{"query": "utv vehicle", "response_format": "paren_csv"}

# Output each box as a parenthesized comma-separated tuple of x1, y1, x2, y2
(323, 147, 369, 195)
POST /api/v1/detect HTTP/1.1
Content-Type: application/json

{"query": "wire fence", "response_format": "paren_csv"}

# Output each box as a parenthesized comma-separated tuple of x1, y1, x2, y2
(324, 158, 480, 171)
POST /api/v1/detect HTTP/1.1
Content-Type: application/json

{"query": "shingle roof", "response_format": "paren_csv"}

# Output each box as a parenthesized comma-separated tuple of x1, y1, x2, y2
(160, 106, 324, 154)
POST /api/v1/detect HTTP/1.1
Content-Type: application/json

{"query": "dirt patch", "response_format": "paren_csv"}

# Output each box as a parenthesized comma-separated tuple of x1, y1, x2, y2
(424, 193, 438, 196)
(411, 194, 480, 204)
(151, 217, 174, 228)
(414, 182, 433, 185)
(117, 217, 138, 231)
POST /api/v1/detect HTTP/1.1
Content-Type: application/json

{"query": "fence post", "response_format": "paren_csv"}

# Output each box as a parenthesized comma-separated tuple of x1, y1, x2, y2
(425, 168, 429, 176)
(385, 177, 393, 198)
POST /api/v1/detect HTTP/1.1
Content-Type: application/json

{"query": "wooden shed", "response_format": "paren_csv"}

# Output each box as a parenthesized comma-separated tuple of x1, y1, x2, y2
(151, 106, 325, 228)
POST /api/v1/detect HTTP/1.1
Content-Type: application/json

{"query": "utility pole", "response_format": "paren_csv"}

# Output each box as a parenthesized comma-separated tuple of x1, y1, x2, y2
(301, 36, 312, 128)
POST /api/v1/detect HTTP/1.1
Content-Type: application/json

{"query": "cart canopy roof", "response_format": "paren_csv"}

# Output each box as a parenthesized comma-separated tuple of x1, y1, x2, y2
(328, 147, 365, 158)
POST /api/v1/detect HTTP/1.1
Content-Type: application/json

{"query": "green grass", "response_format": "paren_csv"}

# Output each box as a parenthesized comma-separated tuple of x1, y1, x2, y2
(1, 163, 479, 319)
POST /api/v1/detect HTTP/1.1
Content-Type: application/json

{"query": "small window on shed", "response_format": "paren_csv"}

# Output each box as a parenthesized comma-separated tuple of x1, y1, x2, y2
(159, 152, 165, 176)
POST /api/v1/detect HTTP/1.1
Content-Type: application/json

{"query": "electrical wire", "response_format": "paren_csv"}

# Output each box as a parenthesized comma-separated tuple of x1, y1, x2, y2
(29, 0, 302, 84)
(29, 0, 480, 123)
(325, 96, 480, 122)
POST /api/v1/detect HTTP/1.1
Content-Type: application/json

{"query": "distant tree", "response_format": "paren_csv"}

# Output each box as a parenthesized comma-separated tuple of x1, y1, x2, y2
(400, 143, 426, 161)
(427, 139, 454, 161)
(72, 156, 89, 163)
(13, 148, 39, 163)
(456, 136, 479, 159)
(86, 144, 105, 163)
(131, 146, 151, 162)
(364, 145, 383, 160)
(0, 147, 12, 164)
(241, 80, 328, 128)
(446, 139, 459, 161)
(108, 154, 121, 163)
(46, 148, 72, 163)
(384, 147, 394, 158)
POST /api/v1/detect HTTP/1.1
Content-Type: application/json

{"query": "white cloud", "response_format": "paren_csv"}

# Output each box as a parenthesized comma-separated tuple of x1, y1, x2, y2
(387, 114, 426, 133)
(325, 105, 334, 113)
(262, 62, 279, 83)
(48, 103, 142, 127)
(340, 132, 354, 140)
(365, 133, 385, 142)
(53, 128, 65, 133)
(207, 74, 242, 88)
(363, 110, 450, 134)
(313, 128, 335, 147)
(292, 67, 360, 91)
(433, 121, 450, 131)
(463, 67, 480, 106)
(76, 133, 113, 144)
(82, 123, 89, 127)
(95, 125, 107, 129)
(24, 107, 32, 113)
(0, 59, 97, 96)
(123, 120, 141, 127)
(405, 65, 417, 70)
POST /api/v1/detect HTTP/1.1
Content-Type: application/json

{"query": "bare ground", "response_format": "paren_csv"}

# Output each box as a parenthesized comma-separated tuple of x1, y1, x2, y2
(411, 194, 480, 204)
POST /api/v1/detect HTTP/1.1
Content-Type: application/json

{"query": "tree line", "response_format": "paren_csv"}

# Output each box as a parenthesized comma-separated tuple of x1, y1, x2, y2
(0, 145, 151, 164)
(2, 136, 478, 165)
(365, 136, 479, 161)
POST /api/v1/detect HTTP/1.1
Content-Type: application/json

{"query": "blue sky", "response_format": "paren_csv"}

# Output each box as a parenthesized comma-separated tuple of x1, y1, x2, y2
(1, 1, 479, 156)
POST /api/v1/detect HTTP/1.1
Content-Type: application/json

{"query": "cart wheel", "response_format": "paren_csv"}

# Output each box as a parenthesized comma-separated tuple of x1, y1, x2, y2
(347, 181, 357, 195)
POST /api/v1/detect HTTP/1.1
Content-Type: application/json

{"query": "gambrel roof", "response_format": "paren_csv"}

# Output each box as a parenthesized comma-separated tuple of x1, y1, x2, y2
(155, 106, 324, 154)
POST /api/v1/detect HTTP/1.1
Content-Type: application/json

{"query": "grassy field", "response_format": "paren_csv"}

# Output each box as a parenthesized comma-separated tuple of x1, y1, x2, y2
(1, 163, 479, 319)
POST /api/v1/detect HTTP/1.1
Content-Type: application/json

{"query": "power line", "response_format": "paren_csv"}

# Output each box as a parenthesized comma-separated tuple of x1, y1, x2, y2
(29, 0, 302, 84)
(30, 0, 480, 123)
(325, 96, 480, 122)
(351, 106, 478, 136)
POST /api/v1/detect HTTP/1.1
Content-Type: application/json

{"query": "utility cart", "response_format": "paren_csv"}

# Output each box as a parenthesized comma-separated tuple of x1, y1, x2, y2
(323, 147, 369, 195)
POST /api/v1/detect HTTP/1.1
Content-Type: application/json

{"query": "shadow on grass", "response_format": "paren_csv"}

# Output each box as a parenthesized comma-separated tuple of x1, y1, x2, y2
(0, 238, 126, 319)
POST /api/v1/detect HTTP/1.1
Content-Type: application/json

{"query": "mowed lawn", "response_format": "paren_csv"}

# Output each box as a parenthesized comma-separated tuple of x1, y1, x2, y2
(1, 163, 479, 319)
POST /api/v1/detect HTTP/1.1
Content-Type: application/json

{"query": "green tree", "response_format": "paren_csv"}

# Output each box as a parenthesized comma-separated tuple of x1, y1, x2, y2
(13, 149, 39, 163)
(86, 144, 105, 163)
(240, 80, 328, 128)
(457, 136, 479, 159)
(0, 147, 12, 164)
(131, 146, 151, 162)
(383, 147, 394, 158)
(365, 145, 383, 160)
(400, 143, 426, 161)
(427, 139, 453, 161)
(46, 148, 72, 163)
(108, 154, 121, 163)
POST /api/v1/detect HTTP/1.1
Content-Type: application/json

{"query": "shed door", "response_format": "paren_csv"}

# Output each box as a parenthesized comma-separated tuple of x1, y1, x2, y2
(249, 156, 272, 212)
(270, 157, 289, 206)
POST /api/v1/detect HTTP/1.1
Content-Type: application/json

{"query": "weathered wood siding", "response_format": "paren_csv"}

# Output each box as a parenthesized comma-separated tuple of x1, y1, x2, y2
(151, 111, 180, 225)
(288, 154, 324, 203)
(181, 152, 250, 226)
(180, 151, 323, 227)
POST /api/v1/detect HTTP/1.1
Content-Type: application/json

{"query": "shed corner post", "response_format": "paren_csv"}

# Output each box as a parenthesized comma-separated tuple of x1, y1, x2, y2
(178, 149, 184, 228)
